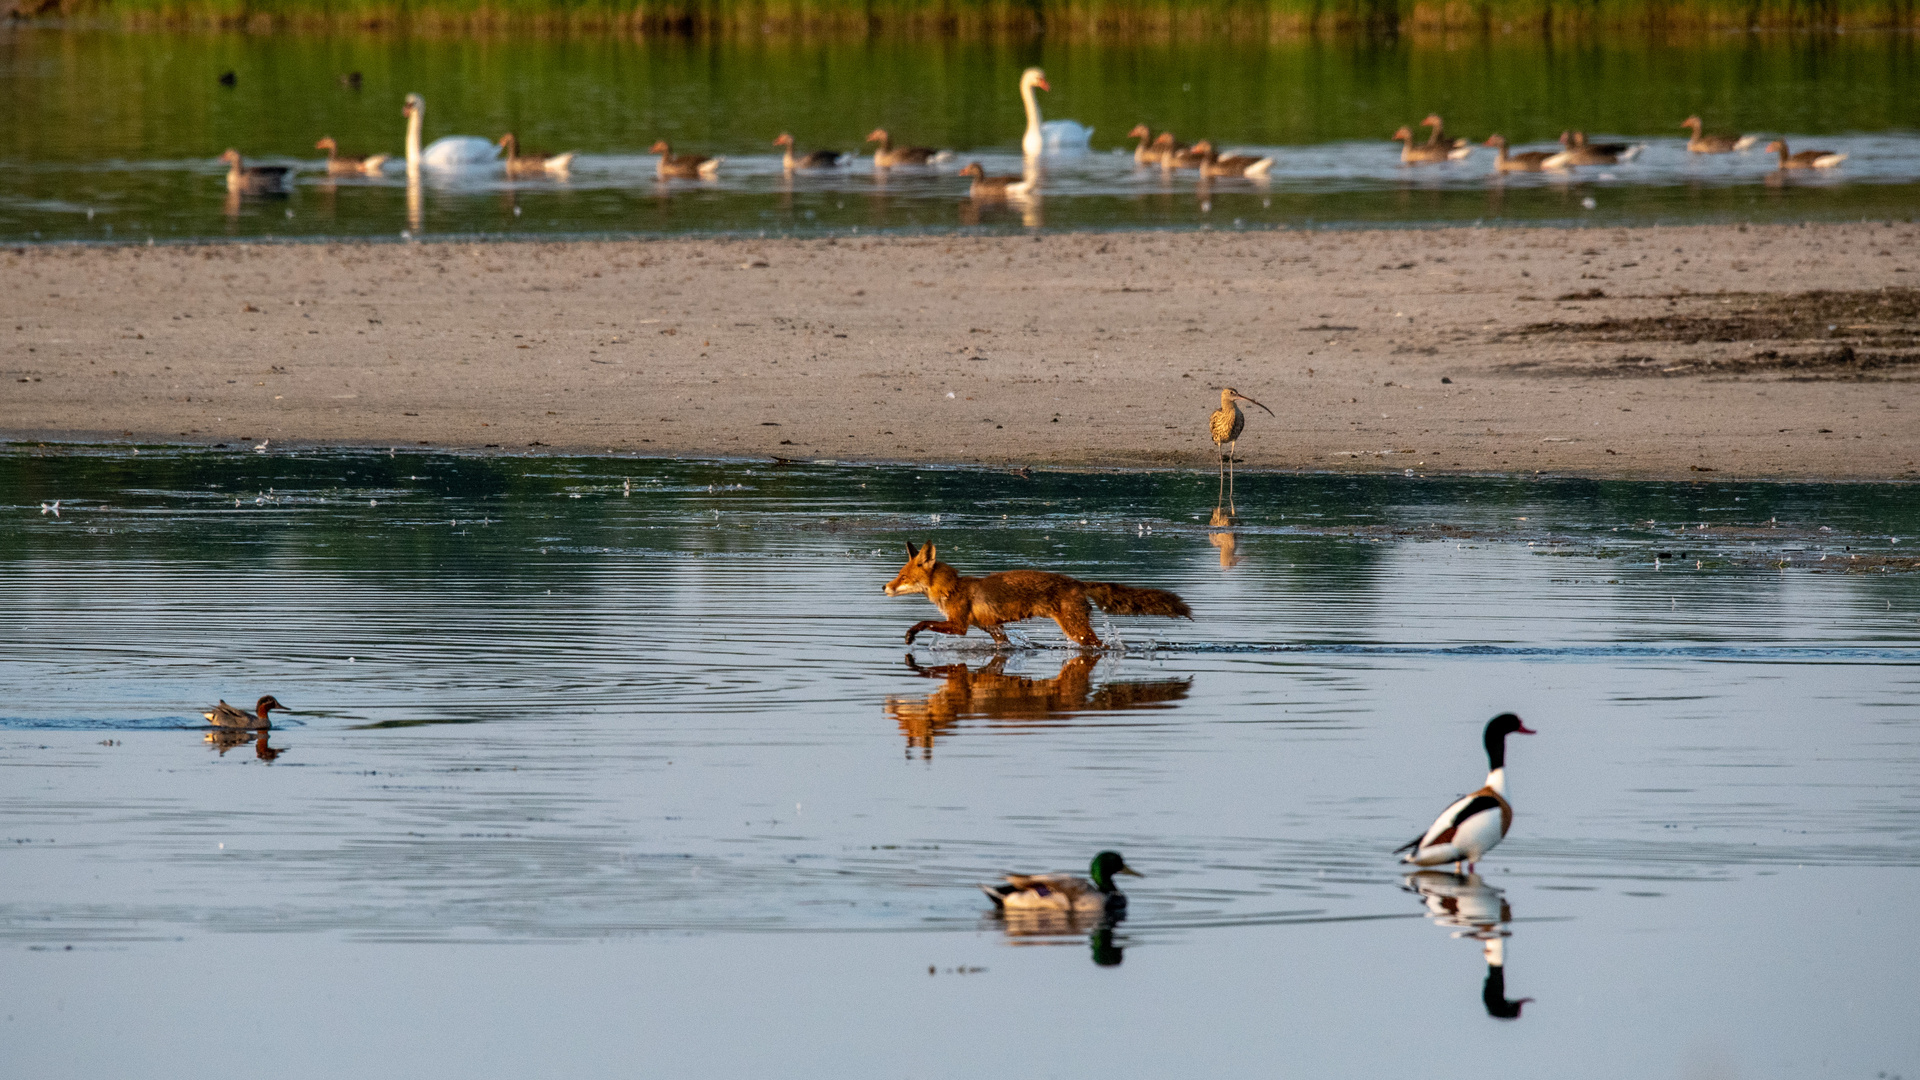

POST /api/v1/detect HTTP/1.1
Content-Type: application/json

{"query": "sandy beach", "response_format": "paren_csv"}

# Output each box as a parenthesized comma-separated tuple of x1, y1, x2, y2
(5, 221, 1917, 480)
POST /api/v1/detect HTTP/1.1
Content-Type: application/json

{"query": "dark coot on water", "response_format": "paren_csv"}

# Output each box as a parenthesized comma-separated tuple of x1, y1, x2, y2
(340, 71, 362, 90)
(218, 70, 237, 87)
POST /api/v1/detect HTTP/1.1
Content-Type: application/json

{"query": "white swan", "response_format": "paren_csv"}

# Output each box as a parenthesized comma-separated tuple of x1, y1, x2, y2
(1019, 67, 1093, 157)
(403, 93, 501, 177)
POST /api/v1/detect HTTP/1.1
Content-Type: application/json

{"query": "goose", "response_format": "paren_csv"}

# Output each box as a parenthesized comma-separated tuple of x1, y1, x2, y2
(496, 133, 575, 178)
(1484, 135, 1556, 172)
(1125, 124, 1175, 165)
(1018, 67, 1093, 156)
(1190, 140, 1273, 178)
(1392, 126, 1454, 165)
(650, 140, 722, 179)
(1421, 114, 1474, 160)
(958, 161, 1037, 198)
(315, 137, 390, 177)
(980, 850, 1141, 914)
(865, 129, 946, 168)
(1396, 713, 1535, 872)
(1156, 132, 1206, 170)
(1681, 116, 1758, 154)
(1765, 139, 1846, 169)
(203, 694, 289, 730)
(773, 133, 845, 171)
(1544, 131, 1643, 167)
(219, 150, 291, 194)
(401, 93, 500, 177)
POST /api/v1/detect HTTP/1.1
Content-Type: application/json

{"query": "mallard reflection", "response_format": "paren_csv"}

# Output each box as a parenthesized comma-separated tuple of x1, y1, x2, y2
(1404, 870, 1531, 1020)
(885, 653, 1191, 756)
(994, 911, 1128, 967)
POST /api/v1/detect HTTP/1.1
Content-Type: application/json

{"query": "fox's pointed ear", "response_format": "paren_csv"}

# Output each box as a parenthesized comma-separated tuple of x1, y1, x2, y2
(904, 541, 919, 560)
(923, 543, 937, 563)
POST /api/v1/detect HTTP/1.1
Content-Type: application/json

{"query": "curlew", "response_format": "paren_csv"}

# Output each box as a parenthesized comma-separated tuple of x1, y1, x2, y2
(1209, 387, 1272, 518)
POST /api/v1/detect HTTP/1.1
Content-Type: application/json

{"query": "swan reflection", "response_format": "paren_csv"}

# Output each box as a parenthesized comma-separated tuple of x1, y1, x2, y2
(885, 653, 1190, 757)
(1403, 870, 1531, 1020)
(994, 909, 1128, 967)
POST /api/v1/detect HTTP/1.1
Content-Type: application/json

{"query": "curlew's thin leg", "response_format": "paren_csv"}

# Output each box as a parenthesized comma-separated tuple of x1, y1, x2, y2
(1216, 448, 1227, 511)
(1228, 438, 1238, 515)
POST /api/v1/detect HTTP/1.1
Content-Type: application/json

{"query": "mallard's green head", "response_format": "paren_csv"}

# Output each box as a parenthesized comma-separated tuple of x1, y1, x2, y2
(1089, 851, 1142, 892)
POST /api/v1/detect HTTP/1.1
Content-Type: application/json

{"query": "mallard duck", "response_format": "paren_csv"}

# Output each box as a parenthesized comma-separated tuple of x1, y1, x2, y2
(496, 133, 575, 178)
(980, 850, 1141, 913)
(1765, 139, 1846, 169)
(773, 133, 845, 171)
(1485, 135, 1556, 172)
(1396, 713, 1535, 872)
(219, 150, 291, 194)
(1392, 127, 1454, 165)
(650, 140, 722, 179)
(203, 694, 288, 730)
(1190, 140, 1273, 178)
(315, 137, 389, 177)
(1421, 114, 1474, 160)
(958, 161, 1037, 198)
(865, 129, 947, 168)
(1681, 116, 1758, 154)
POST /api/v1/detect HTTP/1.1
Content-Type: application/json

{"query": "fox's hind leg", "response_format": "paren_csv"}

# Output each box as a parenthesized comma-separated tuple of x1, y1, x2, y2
(983, 624, 1012, 646)
(1051, 597, 1104, 650)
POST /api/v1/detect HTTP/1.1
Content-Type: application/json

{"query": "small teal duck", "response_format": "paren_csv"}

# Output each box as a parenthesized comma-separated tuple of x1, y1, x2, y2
(203, 694, 288, 730)
(980, 850, 1141, 914)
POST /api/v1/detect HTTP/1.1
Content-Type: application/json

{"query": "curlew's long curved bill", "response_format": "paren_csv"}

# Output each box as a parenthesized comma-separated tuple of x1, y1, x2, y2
(1233, 393, 1275, 416)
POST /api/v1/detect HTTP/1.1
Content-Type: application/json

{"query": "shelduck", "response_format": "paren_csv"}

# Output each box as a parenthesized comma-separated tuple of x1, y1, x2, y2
(203, 694, 289, 730)
(1420, 114, 1474, 160)
(650, 140, 722, 179)
(1392, 126, 1454, 165)
(958, 161, 1037, 198)
(496, 133, 575, 179)
(864, 129, 947, 168)
(1765, 139, 1847, 169)
(1396, 713, 1535, 872)
(1681, 116, 1758, 154)
(401, 94, 501, 177)
(980, 850, 1141, 913)
(219, 150, 291, 194)
(1484, 135, 1556, 173)
(314, 137, 389, 177)
(1017, 67, 1093, 156)
(773, 133, 845, 171)
(1190, 140, 1273, 178)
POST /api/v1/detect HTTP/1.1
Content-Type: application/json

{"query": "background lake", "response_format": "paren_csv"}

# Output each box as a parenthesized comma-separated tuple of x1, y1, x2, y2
(2, 447, 1917, 1077)
(2, 28, 1917, 241)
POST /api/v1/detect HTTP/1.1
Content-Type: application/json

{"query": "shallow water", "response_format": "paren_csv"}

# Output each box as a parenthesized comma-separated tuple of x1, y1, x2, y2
(1, 446, 1917, 1076)
(3, 29, 1918, 241)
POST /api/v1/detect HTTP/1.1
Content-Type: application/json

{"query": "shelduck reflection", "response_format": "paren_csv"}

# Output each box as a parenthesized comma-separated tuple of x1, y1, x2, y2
(1403, 870, 1531, 1020)
(993, 909, 1128, 967)
(884, 654, 1191, 757)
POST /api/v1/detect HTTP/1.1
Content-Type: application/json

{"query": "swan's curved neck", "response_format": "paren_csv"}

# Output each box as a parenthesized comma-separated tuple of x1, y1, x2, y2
(405, 105, 423, 178)
(1021, 80, 1042, 155)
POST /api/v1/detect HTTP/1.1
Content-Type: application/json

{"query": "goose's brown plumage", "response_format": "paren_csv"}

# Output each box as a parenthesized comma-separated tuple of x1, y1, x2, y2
(1765, 139, 1847, 170)
(650, 140, 721, 179)
(865, 129, 943, 168)
(219, 149, 290, 194)
(1392, 127, 1453, 164)
(958, 162, 1036, 198)
(773, 133, 844, 171)
(1484, 135, 1556, 172)
(1189, 140, 1273, 178)
(1681, 116, 1757, 154)
(315, 137, 390, 176)
(497, 133, 575, 178)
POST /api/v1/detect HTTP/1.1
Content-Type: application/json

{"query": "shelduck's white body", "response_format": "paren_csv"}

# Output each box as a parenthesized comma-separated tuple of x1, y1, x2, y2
(1398, 713, 1534, 872)
(403, 93, 502, 178)
(1018, 67, 1093, 157)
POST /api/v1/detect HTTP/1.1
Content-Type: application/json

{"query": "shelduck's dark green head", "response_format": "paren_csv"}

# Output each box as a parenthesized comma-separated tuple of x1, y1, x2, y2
(1089, 851, 1142, 891)
(1483, 713, 1535, 770)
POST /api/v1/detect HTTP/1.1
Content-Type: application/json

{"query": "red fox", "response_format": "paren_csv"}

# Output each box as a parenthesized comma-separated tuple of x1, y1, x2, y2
(882, 541, 1192, 648)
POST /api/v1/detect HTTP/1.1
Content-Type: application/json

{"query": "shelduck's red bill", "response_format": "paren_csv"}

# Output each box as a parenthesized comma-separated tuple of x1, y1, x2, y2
(1515, 721, 1536, 734)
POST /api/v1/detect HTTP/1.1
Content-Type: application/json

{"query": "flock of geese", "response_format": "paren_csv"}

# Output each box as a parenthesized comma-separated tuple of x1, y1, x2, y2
(218, 70, 1848, 200)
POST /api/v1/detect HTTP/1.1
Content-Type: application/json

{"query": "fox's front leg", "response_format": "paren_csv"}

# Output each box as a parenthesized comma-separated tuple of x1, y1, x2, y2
(906, 619, 970, 644)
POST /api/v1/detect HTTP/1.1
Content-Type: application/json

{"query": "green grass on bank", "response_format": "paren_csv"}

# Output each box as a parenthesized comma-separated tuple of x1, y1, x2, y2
(12, 0, 1919, 35)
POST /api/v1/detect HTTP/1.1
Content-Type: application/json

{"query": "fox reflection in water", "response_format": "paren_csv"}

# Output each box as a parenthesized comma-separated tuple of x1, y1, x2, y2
(885, 653, 1192, 757)
(996, 910, 1128, 967)
(1404, 870, 1532, 1020)
(205, 729, 288, 761)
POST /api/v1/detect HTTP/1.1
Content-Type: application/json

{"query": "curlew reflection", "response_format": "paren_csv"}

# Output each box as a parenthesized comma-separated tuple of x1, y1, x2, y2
(1403, 870, 1531, 1020)
(885, 653, 1190, 757)
(1209, 526, 1241, 568)
(994, 909, 1128, 967)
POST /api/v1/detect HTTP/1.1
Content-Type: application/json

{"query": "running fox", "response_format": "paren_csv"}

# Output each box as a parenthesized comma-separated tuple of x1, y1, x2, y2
(883, 541, 1192, 648)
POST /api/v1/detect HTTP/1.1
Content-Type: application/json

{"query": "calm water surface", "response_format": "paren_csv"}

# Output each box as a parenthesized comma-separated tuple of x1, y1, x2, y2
(2, 29, 1917, 241)
(2, 447, 1917, 1077)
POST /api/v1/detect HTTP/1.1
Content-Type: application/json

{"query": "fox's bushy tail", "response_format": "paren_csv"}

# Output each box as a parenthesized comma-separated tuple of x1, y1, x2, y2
(1084, 582, 1192, 620)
